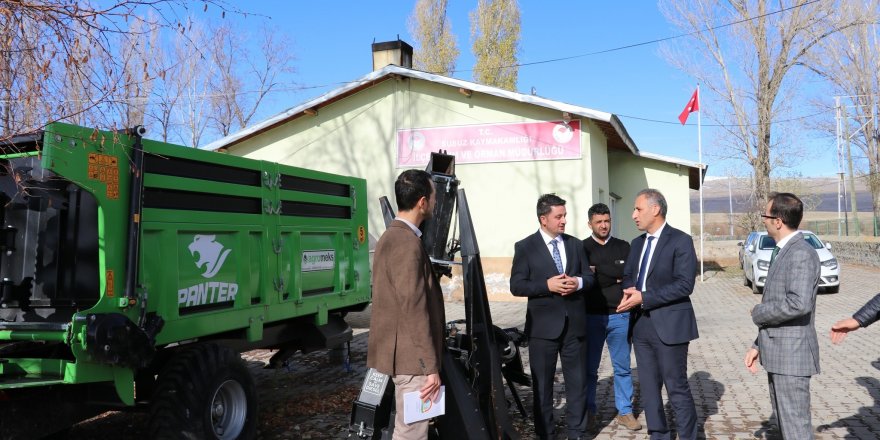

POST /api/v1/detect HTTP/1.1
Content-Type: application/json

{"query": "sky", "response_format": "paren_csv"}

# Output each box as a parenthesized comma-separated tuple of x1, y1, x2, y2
(216, 1, 843, 179)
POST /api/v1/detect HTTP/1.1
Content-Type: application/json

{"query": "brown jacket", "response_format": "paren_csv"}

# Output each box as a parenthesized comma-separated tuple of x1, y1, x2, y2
(367, 220, 446, 376)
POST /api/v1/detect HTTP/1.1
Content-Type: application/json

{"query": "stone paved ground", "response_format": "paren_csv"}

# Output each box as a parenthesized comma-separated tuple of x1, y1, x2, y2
(69, 262, 880, 439)
(335, 262, 880, 439)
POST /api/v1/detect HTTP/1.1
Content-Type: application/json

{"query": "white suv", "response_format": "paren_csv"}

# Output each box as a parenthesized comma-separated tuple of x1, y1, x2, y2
(740, 231, 840, 294)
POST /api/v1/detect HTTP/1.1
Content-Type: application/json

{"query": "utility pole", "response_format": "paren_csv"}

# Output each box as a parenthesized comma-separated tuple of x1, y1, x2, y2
(728, 176, 734, 236)
(844, 103, 861, 236)
(837, 97, 843, 236)
(873, 102, 879, 236)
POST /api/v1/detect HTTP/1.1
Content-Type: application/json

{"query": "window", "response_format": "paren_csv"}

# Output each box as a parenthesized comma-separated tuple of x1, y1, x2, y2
(759, 235, 777, 250)
(803, 234, 824, 250)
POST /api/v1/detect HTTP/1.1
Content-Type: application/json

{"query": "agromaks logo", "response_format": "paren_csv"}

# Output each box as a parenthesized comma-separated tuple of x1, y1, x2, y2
(178, 235, 239, 308)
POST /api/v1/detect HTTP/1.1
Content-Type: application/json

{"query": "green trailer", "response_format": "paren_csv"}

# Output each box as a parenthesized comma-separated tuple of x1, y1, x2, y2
(0, 122, 370, 438)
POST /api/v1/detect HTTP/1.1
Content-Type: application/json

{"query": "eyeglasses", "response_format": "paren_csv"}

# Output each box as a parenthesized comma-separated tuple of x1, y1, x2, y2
(760, 214, 778, 220)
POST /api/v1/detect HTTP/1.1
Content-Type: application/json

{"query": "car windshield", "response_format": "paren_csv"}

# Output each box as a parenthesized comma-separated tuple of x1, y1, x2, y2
(758, 236, 776, 250)
(803, 233, 824, 250)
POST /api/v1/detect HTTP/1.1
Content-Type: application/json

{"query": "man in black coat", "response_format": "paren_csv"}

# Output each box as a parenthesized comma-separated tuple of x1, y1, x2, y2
(510, 193, 594, 440)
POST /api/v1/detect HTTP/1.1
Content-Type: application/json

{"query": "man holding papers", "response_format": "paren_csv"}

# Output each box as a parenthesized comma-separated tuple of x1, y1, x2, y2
(367, 169, 446, 439)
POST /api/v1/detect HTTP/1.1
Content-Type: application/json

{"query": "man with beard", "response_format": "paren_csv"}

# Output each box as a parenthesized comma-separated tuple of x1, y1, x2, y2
(582, 203, 641, 431)
(367, 169, 446, 440)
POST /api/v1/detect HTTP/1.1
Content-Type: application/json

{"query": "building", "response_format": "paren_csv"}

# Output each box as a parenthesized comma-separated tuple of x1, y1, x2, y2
(204, 41, 705, 297)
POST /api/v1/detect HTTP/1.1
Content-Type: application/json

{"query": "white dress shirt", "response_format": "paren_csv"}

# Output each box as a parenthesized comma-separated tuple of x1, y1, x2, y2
(636, 222, 667, 291)
(538, 229, 583, 290)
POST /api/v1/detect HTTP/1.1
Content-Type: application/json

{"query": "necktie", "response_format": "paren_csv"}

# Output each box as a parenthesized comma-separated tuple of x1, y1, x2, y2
(770, 246, 780, 266)
(635, 236, 655, 291)
(550, 239, 564, 274)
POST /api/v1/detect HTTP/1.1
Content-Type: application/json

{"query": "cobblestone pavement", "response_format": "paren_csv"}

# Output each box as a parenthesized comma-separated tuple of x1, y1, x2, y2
(68, 263, 880, 439)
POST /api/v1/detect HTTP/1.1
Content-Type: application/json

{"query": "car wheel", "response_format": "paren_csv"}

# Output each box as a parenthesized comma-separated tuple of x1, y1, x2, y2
(752, 282, 763, 295)
(743, 272, 751, 287)
(825, 286, 840, 294)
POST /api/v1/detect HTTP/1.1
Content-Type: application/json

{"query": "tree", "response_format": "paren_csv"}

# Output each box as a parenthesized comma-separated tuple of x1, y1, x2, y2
(206, 23, 295, 138)
(806, 1, 880, 230)
(470, 0, 520, 91)
(0, 2, 296, 150)
(408, 0, 459, 75)
(660, 0, 865, 207)
(170, 20, 211, 148)
(0, 1, 226, 136)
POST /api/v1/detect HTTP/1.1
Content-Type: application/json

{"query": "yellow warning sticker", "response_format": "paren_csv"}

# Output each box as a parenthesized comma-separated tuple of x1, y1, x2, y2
(87, 153, 120, 199)
(106, 269, 115, 297)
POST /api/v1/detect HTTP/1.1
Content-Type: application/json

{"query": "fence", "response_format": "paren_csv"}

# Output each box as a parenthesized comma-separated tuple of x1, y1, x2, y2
(698, 220, 880, 239)
(802, 218, 880, 237)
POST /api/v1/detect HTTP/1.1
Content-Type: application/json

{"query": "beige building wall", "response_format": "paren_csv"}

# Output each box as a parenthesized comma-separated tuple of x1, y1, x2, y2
(223, 76, 695, 300)
(608, 149, 694, 241)
(228, 77, 611, 258)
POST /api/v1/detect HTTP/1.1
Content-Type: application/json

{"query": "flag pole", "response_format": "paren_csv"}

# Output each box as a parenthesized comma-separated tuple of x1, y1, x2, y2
(698, 84, 704, 282)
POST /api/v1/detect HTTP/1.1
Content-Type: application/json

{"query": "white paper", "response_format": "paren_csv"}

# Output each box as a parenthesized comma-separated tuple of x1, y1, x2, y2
(402, 385, 445, 424)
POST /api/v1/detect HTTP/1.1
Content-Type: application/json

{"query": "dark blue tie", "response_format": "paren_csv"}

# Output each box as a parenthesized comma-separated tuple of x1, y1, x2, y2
(635, 236, 655, 291)
(550, 240, 564, 274)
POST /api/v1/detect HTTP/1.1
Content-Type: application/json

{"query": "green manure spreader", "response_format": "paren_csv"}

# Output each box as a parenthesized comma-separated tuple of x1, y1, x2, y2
(0, 123, 370, 439)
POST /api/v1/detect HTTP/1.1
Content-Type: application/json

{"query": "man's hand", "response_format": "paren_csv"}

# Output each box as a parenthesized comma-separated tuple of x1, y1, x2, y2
(744, 348, 760, 374)
(420, 373, 442, 402)
(547, 274, 578, 295)
(616, 287, 642, 312)
(831, 318, 861, 345)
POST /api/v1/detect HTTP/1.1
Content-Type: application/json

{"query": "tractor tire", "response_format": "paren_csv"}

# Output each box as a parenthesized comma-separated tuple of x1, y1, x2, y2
(149, 343, 257, 440)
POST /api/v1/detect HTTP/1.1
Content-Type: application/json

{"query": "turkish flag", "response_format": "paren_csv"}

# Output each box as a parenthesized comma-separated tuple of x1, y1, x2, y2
(678, 89, 699, 124)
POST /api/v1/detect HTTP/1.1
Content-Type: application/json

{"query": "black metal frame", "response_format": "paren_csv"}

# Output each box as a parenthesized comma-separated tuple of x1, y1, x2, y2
(349, 152, 529, 440)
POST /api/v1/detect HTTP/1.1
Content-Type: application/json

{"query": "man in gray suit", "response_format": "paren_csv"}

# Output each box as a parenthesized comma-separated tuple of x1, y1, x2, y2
(744, 192, 820, 439)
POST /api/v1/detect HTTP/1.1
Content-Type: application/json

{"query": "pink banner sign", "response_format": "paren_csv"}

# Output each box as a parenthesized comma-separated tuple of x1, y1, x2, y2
(396, 120, 581, 167)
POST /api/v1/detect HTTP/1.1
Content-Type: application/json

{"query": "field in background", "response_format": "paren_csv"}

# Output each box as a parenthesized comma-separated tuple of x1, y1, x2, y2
(691, 207, 880, 240)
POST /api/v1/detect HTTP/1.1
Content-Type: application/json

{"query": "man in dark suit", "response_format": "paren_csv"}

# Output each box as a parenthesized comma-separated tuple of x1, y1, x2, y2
(367, 169, 446, 440)
(744, 192, 820, 439)
(510, 193, 594, 440)
(618, 188, 699, 440)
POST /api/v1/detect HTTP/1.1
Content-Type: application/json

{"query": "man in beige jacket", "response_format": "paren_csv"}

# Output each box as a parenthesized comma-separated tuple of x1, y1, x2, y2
(367, 169, 446, 439)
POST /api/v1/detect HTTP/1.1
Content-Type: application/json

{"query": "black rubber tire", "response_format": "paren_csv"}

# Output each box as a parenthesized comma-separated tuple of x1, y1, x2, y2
(825, 286, 840, 294)
(752, 281, 763, 295)
(149, 344, 257, 440)
(743, 272, 751, 287)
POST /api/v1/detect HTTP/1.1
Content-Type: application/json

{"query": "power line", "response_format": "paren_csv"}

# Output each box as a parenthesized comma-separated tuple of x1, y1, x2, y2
(618, 111, 826, 127)
(0, 0, 834, 131)
(445, 0, 823, 74)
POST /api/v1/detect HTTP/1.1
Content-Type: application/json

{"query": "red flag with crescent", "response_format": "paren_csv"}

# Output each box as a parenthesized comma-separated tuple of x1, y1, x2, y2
(678, 88, 699, 125)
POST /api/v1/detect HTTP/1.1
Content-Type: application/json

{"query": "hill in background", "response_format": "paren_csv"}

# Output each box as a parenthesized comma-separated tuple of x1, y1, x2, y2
(690, 176, 871, 213)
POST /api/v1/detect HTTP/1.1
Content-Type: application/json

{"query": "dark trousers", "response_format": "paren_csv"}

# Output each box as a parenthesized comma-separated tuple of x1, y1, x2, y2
(632, 314, 697, 440)
(528, 319, 588, 439)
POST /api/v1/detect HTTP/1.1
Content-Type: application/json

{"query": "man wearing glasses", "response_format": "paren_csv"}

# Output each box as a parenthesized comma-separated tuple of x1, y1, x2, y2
(744, 192, 821, 439)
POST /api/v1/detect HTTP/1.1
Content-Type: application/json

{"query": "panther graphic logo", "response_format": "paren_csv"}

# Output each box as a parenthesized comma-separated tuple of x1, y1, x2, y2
(188, 235, 232, 278)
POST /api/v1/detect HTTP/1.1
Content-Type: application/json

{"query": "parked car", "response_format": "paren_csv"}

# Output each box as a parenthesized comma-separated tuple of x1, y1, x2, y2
(738, 231, 761, 271)
(740, 230, 840, 294)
